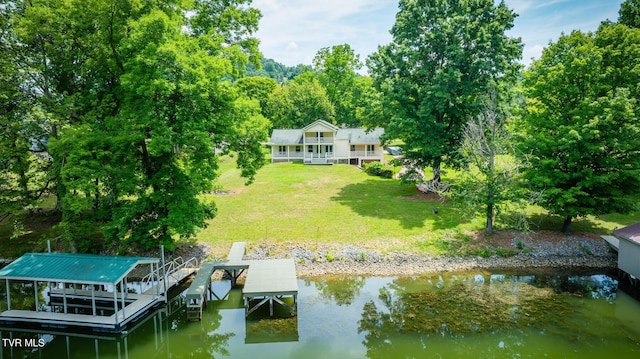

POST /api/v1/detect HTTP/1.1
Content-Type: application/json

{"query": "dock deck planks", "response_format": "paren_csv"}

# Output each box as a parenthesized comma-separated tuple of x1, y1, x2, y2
(242, 259, 298, 297)
(242, 259, 298, 317)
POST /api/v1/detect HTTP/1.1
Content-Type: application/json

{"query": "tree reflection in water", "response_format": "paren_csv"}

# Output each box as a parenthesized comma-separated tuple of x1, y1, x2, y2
(357, 274, 617, 359)
(309, 275, 366, 306)
(171, 306, 235, 358)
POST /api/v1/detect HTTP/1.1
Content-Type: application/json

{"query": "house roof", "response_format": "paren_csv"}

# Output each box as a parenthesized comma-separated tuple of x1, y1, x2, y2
(336, 128, 385, 144)
(614, 222, 640, 245)
(269, 129, 303, 145)
(302, 119, 339, 131)
(269, 124, 384, 145)
(0, 253, 158, 285)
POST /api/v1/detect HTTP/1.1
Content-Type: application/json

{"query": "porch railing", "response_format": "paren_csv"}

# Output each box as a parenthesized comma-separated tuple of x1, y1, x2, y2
(350, 151, 381, 157)
(304, 137, 334, 144)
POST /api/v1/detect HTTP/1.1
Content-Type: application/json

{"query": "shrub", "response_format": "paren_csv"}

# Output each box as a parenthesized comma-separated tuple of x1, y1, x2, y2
(364, 162, 394, 178)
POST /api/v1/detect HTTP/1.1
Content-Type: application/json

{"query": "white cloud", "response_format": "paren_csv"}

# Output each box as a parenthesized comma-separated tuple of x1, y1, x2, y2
(251, 0, 625, 71)
(252, 0, 396, 67)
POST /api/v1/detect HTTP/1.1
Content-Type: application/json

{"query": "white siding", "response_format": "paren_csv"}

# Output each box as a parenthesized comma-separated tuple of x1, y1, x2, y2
(334, 139, 350, 158)
(305, 123, 335, 133)
(619, 239, 640, 278)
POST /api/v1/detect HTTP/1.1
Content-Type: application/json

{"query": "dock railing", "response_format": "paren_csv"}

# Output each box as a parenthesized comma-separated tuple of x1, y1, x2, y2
(141, 256, 199, 295)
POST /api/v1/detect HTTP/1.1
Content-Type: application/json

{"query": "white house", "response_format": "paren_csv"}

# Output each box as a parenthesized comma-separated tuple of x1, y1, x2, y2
(268, 120, 384, 166)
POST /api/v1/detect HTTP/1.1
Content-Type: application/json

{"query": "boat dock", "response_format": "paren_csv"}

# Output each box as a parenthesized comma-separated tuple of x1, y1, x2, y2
(0, 252, 197, 332)
(186, 242, 298, 320)
(242, 259, 298, 317)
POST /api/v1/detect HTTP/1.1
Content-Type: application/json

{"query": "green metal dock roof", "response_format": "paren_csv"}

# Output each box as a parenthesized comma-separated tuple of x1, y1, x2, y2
(0, 253, 158, 285)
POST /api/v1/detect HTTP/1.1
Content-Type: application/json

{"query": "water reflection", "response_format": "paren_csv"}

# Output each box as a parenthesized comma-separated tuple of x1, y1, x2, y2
(1, 309, 169, 359)
(357, 273, 633, 359)
(309, 275, 366, 306)
(2, 272, 640, 358)
(0, 290, 236, 359)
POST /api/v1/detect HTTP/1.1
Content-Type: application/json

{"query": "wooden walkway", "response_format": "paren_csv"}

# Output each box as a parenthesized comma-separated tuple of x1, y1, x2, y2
(185, 242, 298, 320)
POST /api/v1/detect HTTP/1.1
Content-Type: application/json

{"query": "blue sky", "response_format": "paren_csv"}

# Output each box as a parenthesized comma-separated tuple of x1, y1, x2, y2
(251, 0, 624, 72)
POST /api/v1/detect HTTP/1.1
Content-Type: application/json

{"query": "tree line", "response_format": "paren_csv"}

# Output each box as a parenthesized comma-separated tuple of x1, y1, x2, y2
(240, 0, 640, 234)
(365, 0, 640, 234)
(1, 0, 639, 255)
(0, 0, 268, 252)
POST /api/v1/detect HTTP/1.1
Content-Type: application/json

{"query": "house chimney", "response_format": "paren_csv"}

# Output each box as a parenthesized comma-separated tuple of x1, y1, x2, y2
(341, 123, 346, 129)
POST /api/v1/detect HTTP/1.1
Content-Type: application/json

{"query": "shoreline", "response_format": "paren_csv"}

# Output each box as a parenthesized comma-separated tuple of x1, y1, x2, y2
(291, 253, 617, 277)
(235, 234, 618, 278)
(1, 234, 618, 278)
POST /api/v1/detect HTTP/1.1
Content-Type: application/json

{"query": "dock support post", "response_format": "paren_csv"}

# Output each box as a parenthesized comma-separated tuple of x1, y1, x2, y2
(161, 245, 168, 301)
(91, 286, 96, 316)
(149, 263, 155, 299)
(113, 287, 119, 325)
(34, 281, 39, 312)
(121, 280, 126, 320)
(62, 284, 68, 314)
(5, 279, 10, 311)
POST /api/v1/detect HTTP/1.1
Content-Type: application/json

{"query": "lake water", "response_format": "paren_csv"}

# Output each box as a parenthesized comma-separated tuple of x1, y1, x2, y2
(2, 271, 640, 358)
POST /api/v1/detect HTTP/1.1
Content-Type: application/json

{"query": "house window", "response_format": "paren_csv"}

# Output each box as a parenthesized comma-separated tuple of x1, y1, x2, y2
(319, 132, 324, 138)
(325, 145, 333, 153)
(308, 145, 313, 153)
(295, 146, 301, 152)
(350, 145, 355, 152)
(278, 146, 286, 153)
(367, 145, 375, 152)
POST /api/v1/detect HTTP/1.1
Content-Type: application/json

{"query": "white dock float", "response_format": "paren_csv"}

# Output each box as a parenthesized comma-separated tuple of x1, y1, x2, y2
(243, 259, 298, 317)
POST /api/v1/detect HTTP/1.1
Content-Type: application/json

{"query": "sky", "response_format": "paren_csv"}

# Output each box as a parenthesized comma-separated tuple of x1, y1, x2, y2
(251, 0, 625, 73)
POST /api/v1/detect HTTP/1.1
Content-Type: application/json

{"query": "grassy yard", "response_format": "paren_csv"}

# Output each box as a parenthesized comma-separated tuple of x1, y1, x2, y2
(198, 158, 482, 256)
(196, 156, 638, 257)
(1, 155, 637, 259)
(197, 156, 638, 257)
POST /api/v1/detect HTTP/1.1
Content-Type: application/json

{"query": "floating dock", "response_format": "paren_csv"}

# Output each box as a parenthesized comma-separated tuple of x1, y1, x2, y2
(243, 259, 298, 317)
(186, 242, 298, 320)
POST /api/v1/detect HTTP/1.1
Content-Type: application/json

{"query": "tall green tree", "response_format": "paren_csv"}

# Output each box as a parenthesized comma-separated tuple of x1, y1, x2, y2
(620, 0, 640, 28)
(0, 6, 45, 215)
(313, 44, 362, 126)
(520, 27, 640, 232)
(234, 76, 277, 118)
(264, 76, 334, 129)
(5, 0, 267, 251)
(367, 0, 522, 182)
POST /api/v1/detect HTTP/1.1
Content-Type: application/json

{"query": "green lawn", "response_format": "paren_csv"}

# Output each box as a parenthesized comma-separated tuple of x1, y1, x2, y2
(198, 159, 483, 255)
(197, 156, 638, 257)
(1, 155, 637, 259)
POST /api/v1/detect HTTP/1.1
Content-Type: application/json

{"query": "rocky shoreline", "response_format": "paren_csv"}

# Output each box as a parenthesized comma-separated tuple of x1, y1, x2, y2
(0, 235, 617, 278)
(226, 235, 617, 278)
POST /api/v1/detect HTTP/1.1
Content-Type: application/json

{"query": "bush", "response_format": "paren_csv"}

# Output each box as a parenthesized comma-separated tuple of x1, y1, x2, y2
(363, 162, 394, 178)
